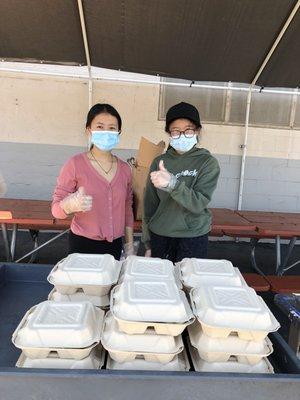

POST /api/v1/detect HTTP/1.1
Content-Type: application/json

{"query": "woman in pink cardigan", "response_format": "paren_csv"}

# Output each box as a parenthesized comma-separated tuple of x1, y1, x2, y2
(52, 103, 134, 260)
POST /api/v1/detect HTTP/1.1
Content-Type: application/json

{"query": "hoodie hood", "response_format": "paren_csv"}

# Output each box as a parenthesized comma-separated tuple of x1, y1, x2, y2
(166, 145, 212, 159)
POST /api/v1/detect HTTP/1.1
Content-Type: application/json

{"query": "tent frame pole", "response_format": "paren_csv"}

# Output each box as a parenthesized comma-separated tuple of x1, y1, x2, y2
(237, 0, 300, 211)
(77, 0, 93, 109)
(1, 65, 300, 96)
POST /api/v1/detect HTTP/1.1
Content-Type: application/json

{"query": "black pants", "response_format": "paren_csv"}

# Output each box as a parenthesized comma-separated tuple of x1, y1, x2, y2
(150, 231, 209, 263)
(68, 231, 123, 260)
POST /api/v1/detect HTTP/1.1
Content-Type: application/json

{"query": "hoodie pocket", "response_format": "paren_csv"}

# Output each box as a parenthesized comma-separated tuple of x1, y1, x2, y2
(149, 202, 189, 235)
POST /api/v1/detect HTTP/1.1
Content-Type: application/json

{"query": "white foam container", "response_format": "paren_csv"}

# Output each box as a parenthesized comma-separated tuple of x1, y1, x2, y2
(190, 286, 280, 341)
(111, 284, 194, 335)
(48, 288, 110, 309)
(107, 350, 190, 371)
(120, 256, 182, 289)
(48, 253, 121, 296)
(14, 342, 99, 360)
(121, 256, 175, 280)
(102, 312, 183, 363)
(189, 343, 274, 373)
(12, 301, 104, 356)
(112, 282, 193, 323)
(16, 346, 105, 369)
(179, 258, 246, 289)
(188, 320, 273, 364)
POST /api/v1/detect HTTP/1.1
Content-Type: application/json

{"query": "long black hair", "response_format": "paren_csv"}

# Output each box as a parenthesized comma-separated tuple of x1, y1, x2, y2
(86, 103, 122, 131)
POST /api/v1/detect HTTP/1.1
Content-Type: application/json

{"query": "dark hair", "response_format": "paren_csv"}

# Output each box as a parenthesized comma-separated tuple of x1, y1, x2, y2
(85, 103, 122, 131)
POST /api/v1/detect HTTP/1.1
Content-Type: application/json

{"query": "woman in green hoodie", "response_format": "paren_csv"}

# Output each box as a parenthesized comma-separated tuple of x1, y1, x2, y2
(142, 102, 220, 262)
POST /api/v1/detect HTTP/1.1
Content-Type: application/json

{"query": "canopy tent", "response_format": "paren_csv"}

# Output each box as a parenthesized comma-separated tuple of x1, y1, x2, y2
(1, 0, 300, 211)
(0, 0, 300, 88)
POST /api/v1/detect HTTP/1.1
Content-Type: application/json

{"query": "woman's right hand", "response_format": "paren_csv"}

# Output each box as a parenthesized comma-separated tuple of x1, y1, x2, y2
(144, 249, 152, 258)
(60, 186, 93, 215)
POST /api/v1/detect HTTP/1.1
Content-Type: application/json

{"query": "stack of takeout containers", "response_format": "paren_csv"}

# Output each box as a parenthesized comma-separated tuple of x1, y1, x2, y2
(179, 258, 247, 291)
(177, 258, 280, 373)
(12, 300, 105, 369)
(105, 256, 193, 371)
(47, 253, 122, 309)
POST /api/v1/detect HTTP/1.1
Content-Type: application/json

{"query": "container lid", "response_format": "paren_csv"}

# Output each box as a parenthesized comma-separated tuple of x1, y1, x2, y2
(13, 301, 104, 349)
(191, 286, 280, 332)
(107, 351, 190, 371)
(48, 288, 110, 308)
(102, 311, 183, 353)
(189, 343, 274, 373)
(16, 346, 104, 369)
(188, 320, 273, 356)
(121, 256, 175, 280)
(48, 253, 121, 286)
(179, 259, 244, 288)
(112, 282, 193, 323)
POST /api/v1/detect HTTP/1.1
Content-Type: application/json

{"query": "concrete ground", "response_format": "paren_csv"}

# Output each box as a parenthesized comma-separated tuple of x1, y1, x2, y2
(1, 230, 299, 276)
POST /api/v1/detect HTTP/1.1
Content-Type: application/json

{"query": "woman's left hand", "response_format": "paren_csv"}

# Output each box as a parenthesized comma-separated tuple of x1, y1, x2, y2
(150, 160, 171, 189)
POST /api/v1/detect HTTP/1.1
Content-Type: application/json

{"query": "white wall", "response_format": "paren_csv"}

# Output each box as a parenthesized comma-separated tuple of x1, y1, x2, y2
(0, 70, 300, 211)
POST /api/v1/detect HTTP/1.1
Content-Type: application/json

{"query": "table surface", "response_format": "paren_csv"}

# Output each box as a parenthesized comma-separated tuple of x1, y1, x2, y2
(1, 199, 300, 237)
(0, 199, 256, 233)
(237, 210, 300, 223)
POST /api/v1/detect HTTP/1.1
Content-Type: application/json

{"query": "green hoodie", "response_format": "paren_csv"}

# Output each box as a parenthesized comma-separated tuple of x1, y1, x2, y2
(142, 146, 220, 247)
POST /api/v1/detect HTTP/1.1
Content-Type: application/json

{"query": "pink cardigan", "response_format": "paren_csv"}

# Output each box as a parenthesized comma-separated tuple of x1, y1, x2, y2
(52, 152, 134, 242)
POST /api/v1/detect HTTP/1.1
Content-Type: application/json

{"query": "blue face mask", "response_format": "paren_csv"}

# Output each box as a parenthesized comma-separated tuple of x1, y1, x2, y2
(91, 131, 120, 151)
(170, 135, 197, 153)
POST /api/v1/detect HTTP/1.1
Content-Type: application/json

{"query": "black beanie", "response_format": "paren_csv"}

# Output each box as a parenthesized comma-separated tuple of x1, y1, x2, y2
(165, 102, 202, 132)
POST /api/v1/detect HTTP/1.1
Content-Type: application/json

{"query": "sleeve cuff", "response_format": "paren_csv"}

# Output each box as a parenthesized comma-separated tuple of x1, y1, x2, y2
(158, 174, 178, 193)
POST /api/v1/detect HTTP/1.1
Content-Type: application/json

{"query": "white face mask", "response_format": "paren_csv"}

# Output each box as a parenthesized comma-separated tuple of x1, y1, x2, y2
(89, 131, 120, 151)
(170, 135, 197, 153)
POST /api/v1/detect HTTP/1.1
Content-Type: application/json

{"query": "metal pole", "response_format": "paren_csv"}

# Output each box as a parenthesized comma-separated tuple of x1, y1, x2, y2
(1, 65, 300, 96)
(15, 229, 70, 263)
(77, 0, 93, 109)
(237, 0, 300, 210)
(237, 85, 253, 210)
(10, 223, 18, 261)
(1, 223, 12, 261)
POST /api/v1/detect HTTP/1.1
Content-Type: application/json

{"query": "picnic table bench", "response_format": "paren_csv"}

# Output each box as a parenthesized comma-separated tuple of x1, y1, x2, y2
(233, 211, 300, 276)
(1, 199, 299, 278)
(0, 199, 255, 263)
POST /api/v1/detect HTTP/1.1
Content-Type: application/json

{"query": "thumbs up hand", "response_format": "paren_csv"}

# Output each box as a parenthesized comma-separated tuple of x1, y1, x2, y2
(150, 160, 176, 190)
(60, 186, 93, 214)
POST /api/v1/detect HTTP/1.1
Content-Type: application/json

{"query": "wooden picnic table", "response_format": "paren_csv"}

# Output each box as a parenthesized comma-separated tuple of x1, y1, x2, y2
(236, 210, 300, 224)
(225, 211, 300, 276)
(1, 199, 257, 263)
(3, 200, 299, 277)
(211, 208, 256, 232)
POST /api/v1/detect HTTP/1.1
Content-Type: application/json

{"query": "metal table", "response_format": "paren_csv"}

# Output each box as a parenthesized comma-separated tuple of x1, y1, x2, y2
(0, 262, 299, 400)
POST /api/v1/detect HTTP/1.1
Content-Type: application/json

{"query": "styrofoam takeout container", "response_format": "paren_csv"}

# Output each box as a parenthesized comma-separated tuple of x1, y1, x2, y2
(178, 258, 246, 289)
(188, 342, 274, 373)
(111, 284, 194, 335)
(106, 350, 190, 371)
(121, 256, 175, 280)
(112, 282, 193, 323)
(188, 319, 273, 364)
(190, 286, 280, 341)
(48, 253, 121, 296)
(102, 312, 183, 363)
(48, 288, 110, 309)
(120, 256, 182, 289)
(13, 342, 99, 360)
(12, 301, 104, 358)
(16, 346, 105, 369)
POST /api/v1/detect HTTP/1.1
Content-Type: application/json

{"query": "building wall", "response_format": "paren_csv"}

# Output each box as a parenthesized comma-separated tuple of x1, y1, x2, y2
(0, 71, 300, 211)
